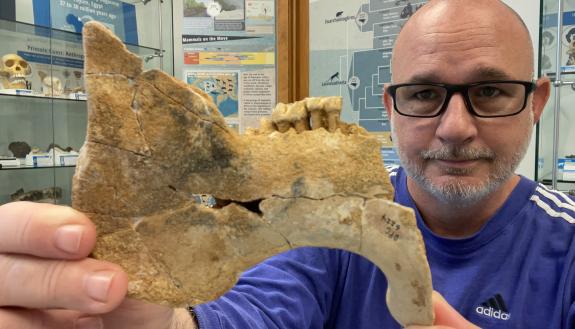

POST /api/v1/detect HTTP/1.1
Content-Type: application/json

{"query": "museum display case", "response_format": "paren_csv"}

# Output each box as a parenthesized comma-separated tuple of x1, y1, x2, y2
(538, 0, 575, 193)
(0, 0, 173, 205)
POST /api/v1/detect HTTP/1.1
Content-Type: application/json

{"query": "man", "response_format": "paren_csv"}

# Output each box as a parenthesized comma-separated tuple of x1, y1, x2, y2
(0, 0, 571, 328)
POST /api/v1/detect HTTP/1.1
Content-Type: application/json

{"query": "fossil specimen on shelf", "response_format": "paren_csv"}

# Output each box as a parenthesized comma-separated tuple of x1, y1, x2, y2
(8, 141, 31, 158)
(72, 21, 434, 326)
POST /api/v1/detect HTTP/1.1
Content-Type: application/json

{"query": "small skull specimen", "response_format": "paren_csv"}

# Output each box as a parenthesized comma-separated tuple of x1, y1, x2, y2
(73, 22, 434, 326)
(0, 54, 32, 89)
(38, 71, 64, 96)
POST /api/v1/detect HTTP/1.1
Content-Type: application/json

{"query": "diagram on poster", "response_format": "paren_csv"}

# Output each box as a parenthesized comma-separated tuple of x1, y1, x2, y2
(185, 70, 240, 118)
(309, 0, 428, 165)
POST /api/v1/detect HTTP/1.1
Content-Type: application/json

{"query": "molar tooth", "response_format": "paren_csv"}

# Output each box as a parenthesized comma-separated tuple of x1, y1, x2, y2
(271, 102, 291, 133)
(287, 101, 309, 133)
(305, 97, 325, 130)
(322, 96, 343, 132)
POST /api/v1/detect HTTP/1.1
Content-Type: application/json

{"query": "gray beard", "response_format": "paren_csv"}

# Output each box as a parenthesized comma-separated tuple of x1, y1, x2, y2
(393, 127, 532, 208)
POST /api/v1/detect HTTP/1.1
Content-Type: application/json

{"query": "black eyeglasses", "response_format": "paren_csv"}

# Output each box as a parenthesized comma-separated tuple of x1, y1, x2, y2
(386, 80, 536, 118)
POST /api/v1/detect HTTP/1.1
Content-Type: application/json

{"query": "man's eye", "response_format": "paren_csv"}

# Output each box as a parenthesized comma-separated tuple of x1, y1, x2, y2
(412, 90, 437, 100)
(477, 86, 501, 97)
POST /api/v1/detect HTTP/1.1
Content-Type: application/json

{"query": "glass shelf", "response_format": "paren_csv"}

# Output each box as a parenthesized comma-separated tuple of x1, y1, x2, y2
(0, 165, 76, 171)
(537, 0, 575, 192)
(0, 0, 172, 206)
(0, 90, 87, 102)
(117, 0, 153, 5)
(0, 18, 161, 54)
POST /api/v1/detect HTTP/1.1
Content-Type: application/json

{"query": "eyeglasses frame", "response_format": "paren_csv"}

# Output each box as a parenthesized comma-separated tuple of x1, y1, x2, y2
(386, 80, 537, 118)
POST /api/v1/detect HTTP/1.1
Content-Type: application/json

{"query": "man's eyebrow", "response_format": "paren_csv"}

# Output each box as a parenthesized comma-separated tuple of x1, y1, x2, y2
(468, 66, 514, 80)
(402, 67, 515, 84)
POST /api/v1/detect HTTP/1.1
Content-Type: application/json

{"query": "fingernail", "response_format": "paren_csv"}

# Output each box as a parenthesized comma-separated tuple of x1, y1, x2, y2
(54, 225, 85, 253)
(84, 271, 115, 303)
(75, 317, 103, 329)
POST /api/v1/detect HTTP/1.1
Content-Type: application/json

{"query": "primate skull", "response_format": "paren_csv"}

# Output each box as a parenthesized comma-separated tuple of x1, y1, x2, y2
(38, 70, 64, 96)
(0, 54, 32, 89)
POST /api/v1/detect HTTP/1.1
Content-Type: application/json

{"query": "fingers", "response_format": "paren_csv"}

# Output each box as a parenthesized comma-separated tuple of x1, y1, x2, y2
(406, 291, 481, 329)
(0, 202, 96, 259)
(101, 299, 175, 328)
(0, 308, 93, 329)
(0, 255, 128, 314)
(431, 291, 480, 328)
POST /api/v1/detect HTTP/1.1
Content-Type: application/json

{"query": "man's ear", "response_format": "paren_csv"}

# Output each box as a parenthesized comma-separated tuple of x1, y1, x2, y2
(531, 76, 551, 124)
(383, 84, 393, 119)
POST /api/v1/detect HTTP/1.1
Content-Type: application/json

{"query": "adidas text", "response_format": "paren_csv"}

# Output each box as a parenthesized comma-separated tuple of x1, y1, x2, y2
(475, 306, 511, 320)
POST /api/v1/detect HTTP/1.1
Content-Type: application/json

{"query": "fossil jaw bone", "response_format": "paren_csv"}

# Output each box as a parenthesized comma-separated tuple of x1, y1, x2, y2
(73, 21, 434, 327)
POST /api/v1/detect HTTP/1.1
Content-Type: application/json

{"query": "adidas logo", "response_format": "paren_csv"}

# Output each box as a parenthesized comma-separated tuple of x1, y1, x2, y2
(475, 293, 511, 320)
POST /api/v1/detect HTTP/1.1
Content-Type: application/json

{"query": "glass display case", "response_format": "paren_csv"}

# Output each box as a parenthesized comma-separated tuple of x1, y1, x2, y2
(0, 0, 173, 205)
(538, 0, 575, 194)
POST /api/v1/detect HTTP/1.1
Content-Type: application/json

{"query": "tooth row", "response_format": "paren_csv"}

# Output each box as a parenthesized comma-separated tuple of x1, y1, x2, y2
(269, 96, 344, 133)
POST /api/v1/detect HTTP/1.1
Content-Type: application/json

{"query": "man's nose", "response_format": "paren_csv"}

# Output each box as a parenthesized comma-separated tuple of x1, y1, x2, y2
(435, 92, 478, 144)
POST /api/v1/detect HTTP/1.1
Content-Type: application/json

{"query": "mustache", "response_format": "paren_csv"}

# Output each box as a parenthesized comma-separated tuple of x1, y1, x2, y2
(420, 145, 495, 161)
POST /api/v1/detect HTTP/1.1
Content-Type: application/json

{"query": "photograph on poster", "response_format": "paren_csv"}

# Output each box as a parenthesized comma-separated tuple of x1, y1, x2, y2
(186, 70, 240, 119)
(245, 0, 274, 34)
(184, 0, 246, 31)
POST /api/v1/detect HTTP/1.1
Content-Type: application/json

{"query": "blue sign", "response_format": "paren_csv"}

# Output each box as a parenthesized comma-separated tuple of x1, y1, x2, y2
(32, 0, 138, 45)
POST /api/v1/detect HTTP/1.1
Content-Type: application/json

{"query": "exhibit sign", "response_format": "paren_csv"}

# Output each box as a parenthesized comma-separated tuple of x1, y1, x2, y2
(32, 0, 139, 44)
(180, 0, 276, 133)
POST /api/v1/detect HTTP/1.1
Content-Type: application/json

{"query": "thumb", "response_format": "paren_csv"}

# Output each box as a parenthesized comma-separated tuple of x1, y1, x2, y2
(431, 291, 480, 328)
(405, 291, 481, 329)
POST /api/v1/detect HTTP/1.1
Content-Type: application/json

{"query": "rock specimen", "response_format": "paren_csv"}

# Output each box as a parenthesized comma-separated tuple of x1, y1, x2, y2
(72, 21, 434, 326)
(11, 187, 62, 202)
(8, 141, 31, 158)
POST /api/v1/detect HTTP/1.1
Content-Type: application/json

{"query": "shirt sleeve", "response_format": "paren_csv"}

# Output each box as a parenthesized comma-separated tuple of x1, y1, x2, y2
(193, 247, 342, 329)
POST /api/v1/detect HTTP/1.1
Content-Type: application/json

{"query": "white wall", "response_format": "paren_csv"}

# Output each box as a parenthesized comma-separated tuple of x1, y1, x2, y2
(503, 0, 541, 179)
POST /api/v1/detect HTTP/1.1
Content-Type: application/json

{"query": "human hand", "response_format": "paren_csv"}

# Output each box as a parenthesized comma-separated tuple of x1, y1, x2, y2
(405, 291, 481, 329)
(0, 201, 192, 329)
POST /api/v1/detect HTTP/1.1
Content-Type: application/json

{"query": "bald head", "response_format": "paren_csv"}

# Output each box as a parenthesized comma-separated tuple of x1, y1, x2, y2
(391, 0, 534, 83)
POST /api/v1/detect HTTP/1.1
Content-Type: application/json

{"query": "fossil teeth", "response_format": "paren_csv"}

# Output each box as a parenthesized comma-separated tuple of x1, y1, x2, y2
(271, 102, 292, 133)
(288, 101, 310, 133)
(322, 96, 343, 132)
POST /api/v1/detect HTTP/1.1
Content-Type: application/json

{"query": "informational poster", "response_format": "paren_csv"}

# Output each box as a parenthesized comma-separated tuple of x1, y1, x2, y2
(240, 68, 275, 130)
(181, 0, 276, 133)
(32, 0, 138, 44)
(309, 0, 428, 165)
